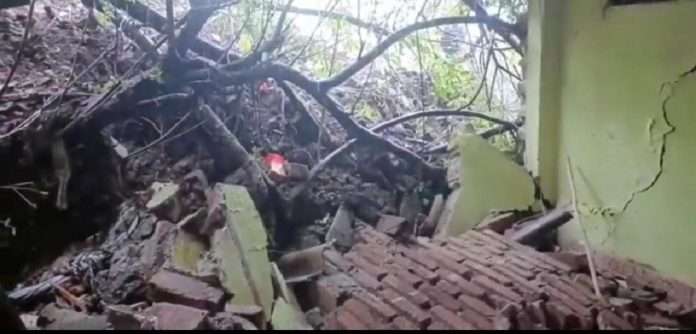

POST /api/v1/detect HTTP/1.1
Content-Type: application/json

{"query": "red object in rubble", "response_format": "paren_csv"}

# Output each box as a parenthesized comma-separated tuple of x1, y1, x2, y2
(263, 153, 287, 177)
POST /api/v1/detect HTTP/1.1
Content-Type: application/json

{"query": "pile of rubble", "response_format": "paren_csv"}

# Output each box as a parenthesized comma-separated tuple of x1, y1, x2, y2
(7, 182, 312, 330)
(313, 225, 696, 330)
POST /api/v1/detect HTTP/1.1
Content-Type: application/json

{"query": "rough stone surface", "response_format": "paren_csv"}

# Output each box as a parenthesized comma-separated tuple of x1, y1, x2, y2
(147, 269, 226, 312)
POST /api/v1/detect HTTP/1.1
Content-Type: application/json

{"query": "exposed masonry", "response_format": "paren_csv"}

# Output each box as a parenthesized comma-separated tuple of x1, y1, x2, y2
(318, 225, 693, 330)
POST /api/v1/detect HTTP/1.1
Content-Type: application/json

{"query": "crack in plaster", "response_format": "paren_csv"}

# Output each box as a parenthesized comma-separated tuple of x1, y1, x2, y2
(597, 68, 696, 244)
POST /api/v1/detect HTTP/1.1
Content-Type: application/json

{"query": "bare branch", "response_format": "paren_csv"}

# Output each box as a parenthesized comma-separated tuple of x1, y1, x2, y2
(320, 15, 500, 90)
(268, 3, 390, 36)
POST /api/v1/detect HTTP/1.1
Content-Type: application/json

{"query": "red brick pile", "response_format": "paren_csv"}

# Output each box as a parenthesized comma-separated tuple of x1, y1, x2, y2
(316, 226, 695, 330)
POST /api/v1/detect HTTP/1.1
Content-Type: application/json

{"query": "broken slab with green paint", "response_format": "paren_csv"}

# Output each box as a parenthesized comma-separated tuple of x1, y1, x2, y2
(211, 184, 273, 324)
(168, 229, 206, 275)
(439, 132, 537, 237)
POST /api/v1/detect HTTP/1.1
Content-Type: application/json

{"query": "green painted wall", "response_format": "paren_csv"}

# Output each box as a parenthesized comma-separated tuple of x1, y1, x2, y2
(528, 0, 696, 284)
(441, 132, 536, 237)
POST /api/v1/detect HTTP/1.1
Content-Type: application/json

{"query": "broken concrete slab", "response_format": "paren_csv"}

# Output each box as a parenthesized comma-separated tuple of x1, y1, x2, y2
(376, 214, 407, 237)
(271, 297, 313, 330)
(145, 302, 209, 330)
(168, 227, 206, 275)
(211, 184, 273, 323)
(147, 269, 226, 312)
(441, 132, 537, 236)
(326, 203, 354, 251)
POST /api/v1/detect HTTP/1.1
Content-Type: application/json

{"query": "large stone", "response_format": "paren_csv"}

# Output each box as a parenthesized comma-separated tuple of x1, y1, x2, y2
(147, 269, 226, 312)
(145, 303, 208, 330)
(211, 184, 273, 323)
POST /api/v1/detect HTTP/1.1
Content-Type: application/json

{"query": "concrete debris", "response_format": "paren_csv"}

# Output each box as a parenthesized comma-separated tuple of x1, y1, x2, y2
(208, 312, 259, 330)
(271, 297, 313, 330)
(147, 269, 226, 312)
(277, 243, 327, 283)
(317, 225, 694, 330)
(375, 214, 407, 237)
(420, 194, 444, 237)
(38, 303, 110, 330)
(105, 304, 156, 330)
(326, 203, 355, 251)
(20, 314, 38, 330)
(146, 182, 182, 222)
(145, 302, 209, 330)
(211, 184, 274, 323)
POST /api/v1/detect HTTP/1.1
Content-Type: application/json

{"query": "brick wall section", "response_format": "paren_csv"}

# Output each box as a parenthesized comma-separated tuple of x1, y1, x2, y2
(320, 225, 695, 330)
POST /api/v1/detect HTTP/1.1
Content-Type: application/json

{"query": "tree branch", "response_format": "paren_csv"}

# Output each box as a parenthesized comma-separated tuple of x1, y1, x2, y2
(103, 0, 229, 60)
(320, 16, 499, 90)
(461, 0, 523, 56)
(291, 108, 517, 198)
(269, 4, 390, 36)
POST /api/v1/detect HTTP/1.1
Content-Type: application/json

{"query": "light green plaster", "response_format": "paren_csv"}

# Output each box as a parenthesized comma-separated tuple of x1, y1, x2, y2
(444, 132, 536, 236)
(529, 0, 696, 284)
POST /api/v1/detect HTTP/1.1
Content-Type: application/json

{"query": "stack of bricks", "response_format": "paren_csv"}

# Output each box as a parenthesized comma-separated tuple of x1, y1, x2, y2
(317, 225, 694, 330)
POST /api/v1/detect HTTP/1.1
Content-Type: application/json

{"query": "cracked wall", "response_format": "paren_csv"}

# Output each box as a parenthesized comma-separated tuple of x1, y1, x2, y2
(529, 0, 696, 284)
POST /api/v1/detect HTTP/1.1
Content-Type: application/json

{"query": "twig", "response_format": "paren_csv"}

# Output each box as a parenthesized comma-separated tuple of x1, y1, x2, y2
(125, 110, 194, 160)
(267, 3, 390, 36)
(566, 155, 603, 300)
(291, 107, 516, 197)
(166, 0, 176, 55)
(0, 0, 38, 100)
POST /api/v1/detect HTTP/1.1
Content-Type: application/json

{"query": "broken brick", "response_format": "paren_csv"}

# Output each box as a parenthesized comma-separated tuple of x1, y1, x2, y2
(431, 305, 473, 329)
(352, 269, 382, 292)
(392, 256, 438, 283)
(146, 303, 208, 330)
(438, 269, 486, 298)
(147, 269, 226, 312)
(384, 263, 423, 287)
(471, 275, 523, 302)
(353, 293, 398, 321)
(421, 283, 460, 312)
(375, 214, 407, 236)
(323, 250, 354, 272)
(392, 316, 420, 330)
(597, 310, 634, 330)
(336, 309, 369, 330)
(460, 307, 492, 329)
(398, 247, 439, 271)
(345, 252, 388, 280)
(342, 299, 379, 324)
(383, 294, 430, 328)
(381, 275, 429, 307)
(458, 294, 496, 317)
